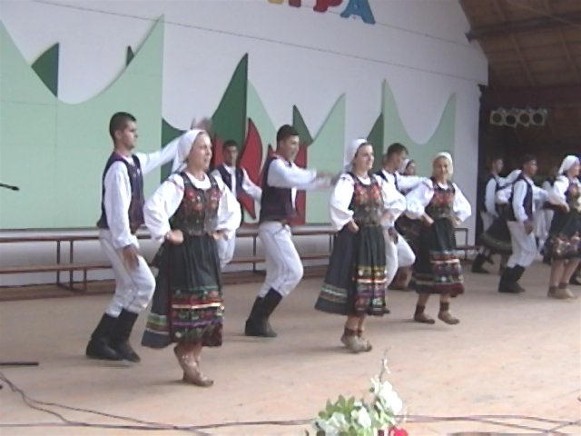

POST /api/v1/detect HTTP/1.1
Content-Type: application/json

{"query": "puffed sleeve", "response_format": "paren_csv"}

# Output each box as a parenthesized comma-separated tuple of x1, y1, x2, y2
(144, 174, 185, 241)
(452, 183, 472, 223)
(547, 175, 569, 207)
(405, 179, 434, 219)
(329, 173, 355, 231)
(215, 177, 242, 239)
(376, 175, 406, 227)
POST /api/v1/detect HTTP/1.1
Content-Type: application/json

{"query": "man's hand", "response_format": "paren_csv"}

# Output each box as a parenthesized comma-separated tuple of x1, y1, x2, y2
(524, 219, 534, 234)
(211, 230, 225, 240)
(166, 229, 184, 245)
(121, 245, 139, 270)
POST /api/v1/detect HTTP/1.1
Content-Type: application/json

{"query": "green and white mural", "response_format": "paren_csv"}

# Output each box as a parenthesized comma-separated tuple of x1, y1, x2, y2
(1, 1, 484, 230)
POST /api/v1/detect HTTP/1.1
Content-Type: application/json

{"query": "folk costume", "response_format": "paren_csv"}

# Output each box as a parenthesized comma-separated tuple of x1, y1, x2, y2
(244, 149, 330, 337)
(86, 133, 179, 362)
(406, 152, 472, 324)
(211, 163, 262, 268)
(141, 129, 240, 385)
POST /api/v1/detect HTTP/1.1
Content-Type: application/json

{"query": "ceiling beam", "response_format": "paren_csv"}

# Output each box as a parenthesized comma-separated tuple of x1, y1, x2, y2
(466, 11, 581, 41)
(481, 85, 581, 109)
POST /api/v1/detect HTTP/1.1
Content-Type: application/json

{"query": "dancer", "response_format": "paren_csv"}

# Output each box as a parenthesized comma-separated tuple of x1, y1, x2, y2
(406, 152, 471, 324)
(376, 143, 423, 290)
(210, 140, 262, 268)
(545, 155, 580, 299)
(244, 125, 331, 337)
(141, 129, 240, 386)
(472, 156, 504, 273)
(315, 139, 405, 352)
(86, 112, 179, 362)
(498, 155, 546, 294)
(475, 168, 522, 275)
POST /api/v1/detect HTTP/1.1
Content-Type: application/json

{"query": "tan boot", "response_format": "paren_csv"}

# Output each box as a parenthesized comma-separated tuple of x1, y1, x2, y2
(413, 305, 435, 324)
(438, 302, 459, 325)
(173, 344, 213, 387)
(357, 330, 373, 352)
(340, 328, 367, 353)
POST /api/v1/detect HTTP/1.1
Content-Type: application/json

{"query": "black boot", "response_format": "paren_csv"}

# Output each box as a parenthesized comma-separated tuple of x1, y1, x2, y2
(498, 267, 519, 293)
(244, 297, 265, 337)
(261, 289, 283, 337)
(85, 314, 122, 361)
(512, 265, 526, 292)
(110, 309, 141, 362)
(471, 253, 490, 274)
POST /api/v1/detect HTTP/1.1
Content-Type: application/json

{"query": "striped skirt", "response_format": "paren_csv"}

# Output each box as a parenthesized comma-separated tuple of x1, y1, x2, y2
(315, 225, 388, 316)
(413, 218, 464, 296)
(142, 234, 223, 349)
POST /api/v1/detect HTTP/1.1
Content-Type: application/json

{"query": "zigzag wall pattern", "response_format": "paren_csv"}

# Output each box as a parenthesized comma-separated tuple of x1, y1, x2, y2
(0, 18, 455, 229)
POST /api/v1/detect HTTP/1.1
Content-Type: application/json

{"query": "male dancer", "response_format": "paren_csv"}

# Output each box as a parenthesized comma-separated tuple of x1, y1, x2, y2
(244, 125, 331, 337)
(86, 112, 178, 362)
(376, 143, 423, 288)
(210, 140, 262, 268)
(472, 156, 507, 273)
(498, 155, 546, 293)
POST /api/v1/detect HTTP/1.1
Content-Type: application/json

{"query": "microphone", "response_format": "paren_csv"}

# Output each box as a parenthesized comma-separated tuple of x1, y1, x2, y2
(0, 182, 19, 191)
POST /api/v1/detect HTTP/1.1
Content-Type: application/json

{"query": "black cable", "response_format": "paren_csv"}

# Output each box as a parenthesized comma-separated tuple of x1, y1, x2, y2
(2, 371, 579, 434)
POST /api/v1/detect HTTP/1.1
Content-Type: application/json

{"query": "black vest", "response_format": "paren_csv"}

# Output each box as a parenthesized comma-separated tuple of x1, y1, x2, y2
(216, 164, 244, 197)
(259, 156, 295, 223)
(97, 152, 144, 234)
(506, 174, 533, 221)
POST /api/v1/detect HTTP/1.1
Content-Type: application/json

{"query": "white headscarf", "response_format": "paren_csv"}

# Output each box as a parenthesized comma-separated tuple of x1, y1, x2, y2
(433, 151, 454, 176)
(558, 155, 579, 175)
(172, 129, 205, 172)
(343, 138, 369, 171)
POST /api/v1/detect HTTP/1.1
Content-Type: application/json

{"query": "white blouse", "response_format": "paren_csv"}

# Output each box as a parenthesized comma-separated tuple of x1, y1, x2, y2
(548, 175, 581, 208)
(406, 179, 472, 223)
(144, 172, 241, 242)
(329, 173, 406, 231)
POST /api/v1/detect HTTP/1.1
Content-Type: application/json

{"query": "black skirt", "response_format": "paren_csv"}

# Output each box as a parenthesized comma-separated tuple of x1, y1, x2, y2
(413, 218, 464, 296)
(142, 234, 224, 349)
(315, 225, 388, 316)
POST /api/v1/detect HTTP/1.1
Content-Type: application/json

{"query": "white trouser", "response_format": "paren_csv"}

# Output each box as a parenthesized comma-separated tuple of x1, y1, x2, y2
(258, 222, 303, 298)
(216, 232, 236, 269)
(384, 229, 416, 285)
(99, 230, 156, 316)
(481, 211, 493, 233)
(506, 221, 537, 268)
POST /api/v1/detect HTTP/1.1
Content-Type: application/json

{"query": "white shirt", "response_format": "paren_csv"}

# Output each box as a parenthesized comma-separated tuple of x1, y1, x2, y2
(378, 168, 424, 193)
(143, 172, 241, 242)
(102, 142, 179, 249)
(511, 175, 547, 222)
(329, 173, 406, 231)
(266, 155, 331, 206)
(405, 179, 472, 223)
(210, 164, 262, 202)
(548, 175, 581, 209)
(484, 174, 501, 217)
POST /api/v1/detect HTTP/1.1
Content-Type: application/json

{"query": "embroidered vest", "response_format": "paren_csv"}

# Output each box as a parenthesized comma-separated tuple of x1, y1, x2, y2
(216, 164, 244, 197)
(349, 173, 384, 226)
(506, 174, 533, 221)
(170, 173, 221, 236)
(425, 178, 455, 220)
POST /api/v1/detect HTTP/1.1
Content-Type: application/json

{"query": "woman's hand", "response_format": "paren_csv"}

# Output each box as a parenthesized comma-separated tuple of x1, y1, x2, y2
(347, 220, 359, 233)
(211, 230, 226, 240)
(422, 214, 434, 227)
(165, 229, 184, 245)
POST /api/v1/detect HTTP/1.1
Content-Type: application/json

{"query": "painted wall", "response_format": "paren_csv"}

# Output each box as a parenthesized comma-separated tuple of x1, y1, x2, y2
(0, 0, 487, 239)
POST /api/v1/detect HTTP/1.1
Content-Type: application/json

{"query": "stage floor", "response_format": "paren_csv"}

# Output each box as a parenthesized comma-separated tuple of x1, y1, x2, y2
(1, 261, 580, 435)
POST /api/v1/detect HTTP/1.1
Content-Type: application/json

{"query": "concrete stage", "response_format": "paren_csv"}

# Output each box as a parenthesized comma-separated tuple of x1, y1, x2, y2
(1, 261, 580, 435)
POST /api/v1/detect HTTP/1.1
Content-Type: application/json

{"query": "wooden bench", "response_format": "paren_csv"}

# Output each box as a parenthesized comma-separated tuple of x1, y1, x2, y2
(454, 227, 478, 261)
(0, 225, 336, 292)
